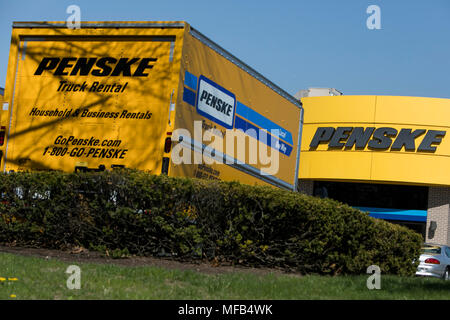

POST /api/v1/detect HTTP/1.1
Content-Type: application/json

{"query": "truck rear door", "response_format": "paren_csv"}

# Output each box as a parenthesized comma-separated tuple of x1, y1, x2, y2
(4, 24, 182, 173)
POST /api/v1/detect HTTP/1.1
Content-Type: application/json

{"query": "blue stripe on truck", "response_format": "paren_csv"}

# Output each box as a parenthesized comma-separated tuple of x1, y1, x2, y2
(184, 71, 198, 91)
(234, 116, 293, 157)
(182, 70, 294, 155)
(182, 87, 196, 107)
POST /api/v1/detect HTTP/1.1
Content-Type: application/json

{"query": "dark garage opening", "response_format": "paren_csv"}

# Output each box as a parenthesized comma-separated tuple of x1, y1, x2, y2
(312, 181, 428, 239)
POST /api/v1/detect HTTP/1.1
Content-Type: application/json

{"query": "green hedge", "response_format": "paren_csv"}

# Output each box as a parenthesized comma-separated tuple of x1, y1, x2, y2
(0, 170, 422, 275)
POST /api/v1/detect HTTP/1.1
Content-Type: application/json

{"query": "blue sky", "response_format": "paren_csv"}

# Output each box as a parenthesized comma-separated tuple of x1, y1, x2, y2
(0, 0, 449, 98)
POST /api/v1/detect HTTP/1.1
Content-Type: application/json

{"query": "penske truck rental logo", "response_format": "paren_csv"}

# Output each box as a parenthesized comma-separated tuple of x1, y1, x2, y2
(32, 57, 158, 94)
(182, 71, 294, 157)
(26, 57, 156, 121)
(196, 75, 236, 129)
(34, 57, 158, 77)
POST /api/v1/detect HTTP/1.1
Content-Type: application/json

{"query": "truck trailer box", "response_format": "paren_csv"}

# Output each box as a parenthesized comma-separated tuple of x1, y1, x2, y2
(2, 21, 303, 190)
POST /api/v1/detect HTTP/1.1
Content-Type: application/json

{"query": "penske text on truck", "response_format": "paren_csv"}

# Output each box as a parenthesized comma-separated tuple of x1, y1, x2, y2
(2, 21, 303, 190)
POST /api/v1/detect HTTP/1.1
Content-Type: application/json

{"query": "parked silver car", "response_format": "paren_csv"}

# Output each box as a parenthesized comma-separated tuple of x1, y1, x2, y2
(416, 243, 450, 280)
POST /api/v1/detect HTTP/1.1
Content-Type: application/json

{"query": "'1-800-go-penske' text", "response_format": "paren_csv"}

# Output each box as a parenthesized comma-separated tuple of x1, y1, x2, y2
(43, 135, 128, 159)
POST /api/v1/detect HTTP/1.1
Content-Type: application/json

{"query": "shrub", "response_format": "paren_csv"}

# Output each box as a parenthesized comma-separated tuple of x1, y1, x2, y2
(0, 170, 422, 275)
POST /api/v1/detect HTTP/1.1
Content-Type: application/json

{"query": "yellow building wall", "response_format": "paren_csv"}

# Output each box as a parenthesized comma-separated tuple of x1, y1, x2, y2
(299, 96, 450, 186)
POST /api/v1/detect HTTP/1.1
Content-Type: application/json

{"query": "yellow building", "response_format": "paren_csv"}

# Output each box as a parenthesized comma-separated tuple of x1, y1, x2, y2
(298, 94, 450, 244)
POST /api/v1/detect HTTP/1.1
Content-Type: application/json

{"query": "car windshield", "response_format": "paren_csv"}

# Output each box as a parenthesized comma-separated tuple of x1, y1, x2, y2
(422, 245, 441, 254)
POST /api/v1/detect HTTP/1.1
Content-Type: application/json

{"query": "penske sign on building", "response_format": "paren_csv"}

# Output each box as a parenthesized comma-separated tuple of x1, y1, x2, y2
(299, 95, 450, 186)
(310, 127, 446, 152)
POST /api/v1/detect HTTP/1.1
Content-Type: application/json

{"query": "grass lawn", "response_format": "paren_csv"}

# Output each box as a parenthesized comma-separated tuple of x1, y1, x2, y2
(1, 252, 449, 300)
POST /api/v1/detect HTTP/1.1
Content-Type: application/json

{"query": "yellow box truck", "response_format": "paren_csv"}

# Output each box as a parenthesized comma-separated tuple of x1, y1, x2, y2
(2, 21, 303, 191)
(0, 87, 4, 153)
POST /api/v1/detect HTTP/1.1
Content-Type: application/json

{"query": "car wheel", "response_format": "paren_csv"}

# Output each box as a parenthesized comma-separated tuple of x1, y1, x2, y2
(443, 268, 450, 281)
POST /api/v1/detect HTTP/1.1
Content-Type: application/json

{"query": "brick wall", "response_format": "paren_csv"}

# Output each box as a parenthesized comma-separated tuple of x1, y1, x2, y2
(426, 187, 450, 245)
